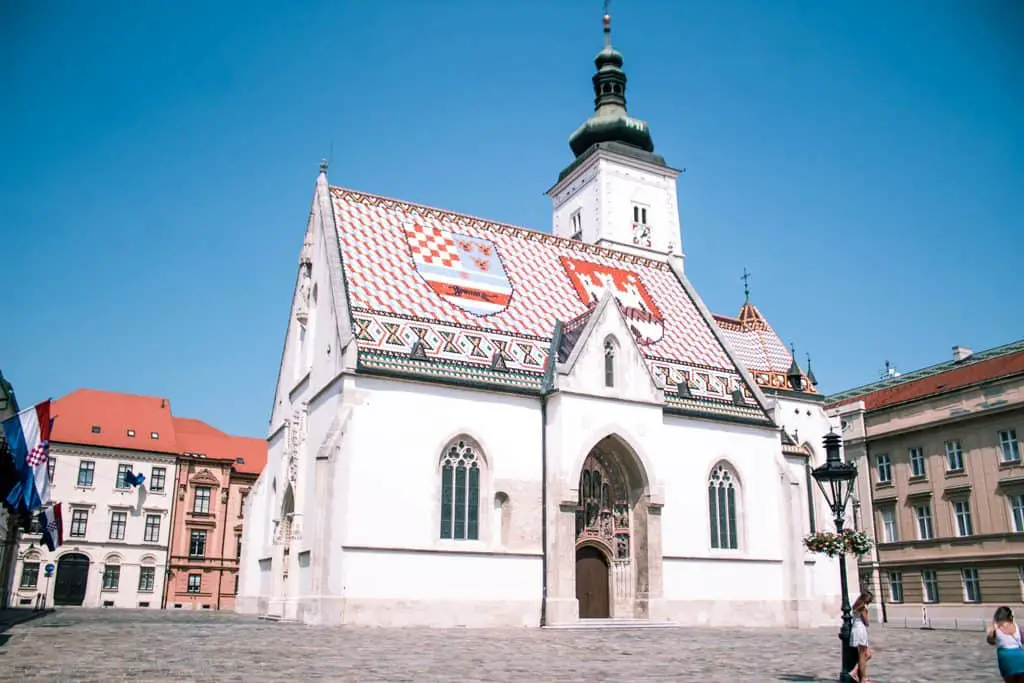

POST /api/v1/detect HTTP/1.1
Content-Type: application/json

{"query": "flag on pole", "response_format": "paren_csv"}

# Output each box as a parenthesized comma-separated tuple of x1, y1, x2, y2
(124, 470, 145, 488)
(41, 502, 63, 552)
(2, 400, 52, 514)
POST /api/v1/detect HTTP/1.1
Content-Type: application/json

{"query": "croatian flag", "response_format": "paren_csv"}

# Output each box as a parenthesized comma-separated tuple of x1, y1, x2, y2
(2, 400, 52, 513)
(41, 502, 63, 551)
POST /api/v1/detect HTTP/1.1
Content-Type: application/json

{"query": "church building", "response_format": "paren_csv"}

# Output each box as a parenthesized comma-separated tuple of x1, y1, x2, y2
(237, 11, 854, 627)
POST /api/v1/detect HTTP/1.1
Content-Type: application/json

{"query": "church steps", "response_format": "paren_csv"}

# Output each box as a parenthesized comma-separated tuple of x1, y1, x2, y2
(543, 618, 678, 630)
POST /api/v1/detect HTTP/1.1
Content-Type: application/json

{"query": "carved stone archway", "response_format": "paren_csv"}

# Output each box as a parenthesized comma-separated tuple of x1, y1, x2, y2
(571, 435, 658, 620)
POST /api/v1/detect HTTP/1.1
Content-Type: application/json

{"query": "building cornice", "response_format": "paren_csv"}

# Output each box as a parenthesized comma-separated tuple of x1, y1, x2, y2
(52, 442, 178, 464)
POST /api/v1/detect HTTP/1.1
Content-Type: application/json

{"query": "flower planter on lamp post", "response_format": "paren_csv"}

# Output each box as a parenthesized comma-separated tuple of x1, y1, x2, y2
(811, 431, 859, 683)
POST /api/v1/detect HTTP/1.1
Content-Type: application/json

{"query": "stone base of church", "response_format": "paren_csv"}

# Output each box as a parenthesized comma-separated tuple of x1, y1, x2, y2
(661, 598, 841, 628)
(234, 595, 266, 616)
(270, 597, 541, 627)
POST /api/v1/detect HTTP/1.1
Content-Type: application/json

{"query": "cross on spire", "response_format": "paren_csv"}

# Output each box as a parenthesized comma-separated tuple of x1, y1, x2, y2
(741, 267, 751, 303)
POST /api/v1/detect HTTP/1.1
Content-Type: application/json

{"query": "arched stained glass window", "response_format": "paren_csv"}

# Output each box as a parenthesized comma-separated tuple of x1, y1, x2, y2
(708, 463, 739, 550)
(440, 440, 480, 540)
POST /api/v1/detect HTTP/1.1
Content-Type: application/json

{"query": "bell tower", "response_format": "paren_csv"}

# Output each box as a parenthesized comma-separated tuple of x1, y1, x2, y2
(547, 5, 683, 263)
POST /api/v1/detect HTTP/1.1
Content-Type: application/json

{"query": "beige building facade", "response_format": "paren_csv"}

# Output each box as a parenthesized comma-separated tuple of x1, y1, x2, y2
(829, 340, 1024, 626)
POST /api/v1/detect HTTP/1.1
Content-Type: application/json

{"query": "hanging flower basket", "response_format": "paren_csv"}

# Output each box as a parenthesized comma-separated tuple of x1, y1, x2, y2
(803, 530, 875, 558)
(803, 531, 846, 557)
(842, 529, 874, 556)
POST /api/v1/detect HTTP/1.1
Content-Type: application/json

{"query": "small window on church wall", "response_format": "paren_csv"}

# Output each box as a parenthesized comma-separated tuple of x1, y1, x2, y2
(570, 210, 583, 240)
(604, 339, 615, 387)
(708, 463, 739, 550)
(439, 440, 480, 541)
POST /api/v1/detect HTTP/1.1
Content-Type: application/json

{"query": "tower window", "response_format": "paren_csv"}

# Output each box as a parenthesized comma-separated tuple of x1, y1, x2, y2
(632, 205, 648, 225)
(570, 210, 583, 240)
(604, 338, 616, 387)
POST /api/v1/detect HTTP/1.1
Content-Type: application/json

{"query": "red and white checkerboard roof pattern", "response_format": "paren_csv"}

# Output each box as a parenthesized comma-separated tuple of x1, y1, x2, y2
(331, 188, 738, 374)
(713, 302, 815, 393)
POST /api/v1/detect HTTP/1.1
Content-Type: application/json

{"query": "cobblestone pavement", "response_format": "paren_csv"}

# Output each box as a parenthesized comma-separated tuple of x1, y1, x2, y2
(0, 610, 993, 682)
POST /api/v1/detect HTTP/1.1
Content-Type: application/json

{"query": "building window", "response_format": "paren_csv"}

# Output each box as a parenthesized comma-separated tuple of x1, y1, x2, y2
(47, 457, 56, 482)
(922, 570, 939, 603)
(69, 509, 88, 537)
(19, 562, 39, 588)
(193, 487, 211, 514)
(189, 530, 207, 558)
(879, 506, 898, 543)
(876, 454, 892, 484)
(144, 514, 161, 543)
(570, 209, 583, 240)
(1000, 429, 1020, 463)
(439, 439, 481, 540)
(708, 463, 740, 550)
(887, 571, 904, 603)
(236, 536, 242, 558)
(150, 467, 166, 492)
(102, 565, 120, 591)
(115, 464, 132, 489)
(944, 440, 964, 472)
(234, 574, 239, 594)
(109, 511, 127, 540)
(915, 504, 934, 540)
(77, 460, 95, 487)
(603, 339, 615, 388)
(953, 499, 974, 537)
(138, 567, 155, 592)
(909, 447, 926, 478)
(187, 574, 202, 594)
(962, 568, 981, 603)
(1011, 494, 1024, 532)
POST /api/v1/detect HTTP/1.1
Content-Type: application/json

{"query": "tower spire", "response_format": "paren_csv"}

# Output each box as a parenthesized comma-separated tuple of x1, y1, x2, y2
(566, 3, 656, 158)
(741, 267, 751, 303)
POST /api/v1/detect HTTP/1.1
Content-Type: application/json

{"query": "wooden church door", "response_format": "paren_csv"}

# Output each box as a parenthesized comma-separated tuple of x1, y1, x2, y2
(575, 546, 610, 619)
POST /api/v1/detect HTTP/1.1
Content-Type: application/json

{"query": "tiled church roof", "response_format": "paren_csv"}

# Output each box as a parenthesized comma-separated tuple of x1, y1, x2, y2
(713, 302, 817, 395)
(330, 187, 767, 422)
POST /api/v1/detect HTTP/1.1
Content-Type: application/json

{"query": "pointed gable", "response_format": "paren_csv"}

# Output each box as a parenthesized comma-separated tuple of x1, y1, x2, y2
(331, 187, 767, 423)
(714, 301, 816, 395)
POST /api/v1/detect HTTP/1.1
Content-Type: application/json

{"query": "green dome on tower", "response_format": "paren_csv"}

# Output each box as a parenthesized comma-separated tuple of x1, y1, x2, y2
(567, 10, 656, 158)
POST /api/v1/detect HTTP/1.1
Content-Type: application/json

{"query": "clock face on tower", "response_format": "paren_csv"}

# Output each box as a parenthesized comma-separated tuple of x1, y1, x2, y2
(632, 222, 651, 248)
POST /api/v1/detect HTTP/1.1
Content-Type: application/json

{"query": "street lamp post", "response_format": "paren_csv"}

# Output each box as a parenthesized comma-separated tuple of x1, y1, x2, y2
(812, 431, 859, 683)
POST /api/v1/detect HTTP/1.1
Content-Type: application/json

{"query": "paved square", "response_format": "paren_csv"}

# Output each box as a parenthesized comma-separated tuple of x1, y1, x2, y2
(0, 610, 993, 681)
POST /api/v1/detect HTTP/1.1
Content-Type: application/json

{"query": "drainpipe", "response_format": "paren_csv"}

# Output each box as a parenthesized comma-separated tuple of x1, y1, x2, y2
(161, 460, 179, 610)
(861, 439, 886, 624)
(539, 321, 564, 628)
(217, 466, 231, 611)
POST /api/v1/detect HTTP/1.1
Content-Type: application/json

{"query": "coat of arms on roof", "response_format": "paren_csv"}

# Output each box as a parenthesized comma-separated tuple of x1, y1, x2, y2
(403, 221, 514, 316)
(559, 256, 665, 345)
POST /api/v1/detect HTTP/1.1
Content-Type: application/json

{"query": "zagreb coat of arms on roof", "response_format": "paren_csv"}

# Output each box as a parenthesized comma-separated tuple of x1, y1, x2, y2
(404, 221, 514, 316)
(560, 256, 665, 345)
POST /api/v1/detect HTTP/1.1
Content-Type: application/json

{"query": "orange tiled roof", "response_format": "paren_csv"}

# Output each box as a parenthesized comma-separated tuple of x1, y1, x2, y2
(52, 389, 179, 454)
(173, 417, 267, 476)
(50, 389, 267, 475)
(827, 347, 1024, 412)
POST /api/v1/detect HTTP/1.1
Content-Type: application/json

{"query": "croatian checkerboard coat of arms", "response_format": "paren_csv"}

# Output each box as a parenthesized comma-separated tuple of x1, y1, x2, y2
(404, 221, 513, 316)
(560, 256, 665, 345)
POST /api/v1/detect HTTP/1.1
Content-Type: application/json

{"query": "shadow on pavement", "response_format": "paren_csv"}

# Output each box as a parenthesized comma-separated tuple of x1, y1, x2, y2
(777, 675, 834, 682)
(0, 609, 54, 641)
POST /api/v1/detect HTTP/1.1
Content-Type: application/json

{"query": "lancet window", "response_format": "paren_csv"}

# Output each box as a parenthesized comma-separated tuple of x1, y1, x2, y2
(440, 439, 481, 541)
(708, 462, 739, 550)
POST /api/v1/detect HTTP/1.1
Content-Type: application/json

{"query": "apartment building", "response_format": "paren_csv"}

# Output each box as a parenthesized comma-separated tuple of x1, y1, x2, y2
(10, 388, 267, 610)
(166, 418, 265, 610)
(828, 340, 1024, 623)
(13, 389, 179, 609)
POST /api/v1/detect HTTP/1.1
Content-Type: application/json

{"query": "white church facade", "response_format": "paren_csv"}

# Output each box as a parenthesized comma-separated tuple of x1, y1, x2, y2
(237, 11, 857, 627)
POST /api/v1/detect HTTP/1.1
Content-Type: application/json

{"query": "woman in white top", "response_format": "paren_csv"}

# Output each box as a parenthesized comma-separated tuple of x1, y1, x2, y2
(987, 606, 1024, 682)
(848, 591, 873, 683)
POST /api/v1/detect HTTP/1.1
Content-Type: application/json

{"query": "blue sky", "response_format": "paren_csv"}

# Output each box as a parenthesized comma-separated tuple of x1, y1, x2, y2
(1, 1, 1020, 437)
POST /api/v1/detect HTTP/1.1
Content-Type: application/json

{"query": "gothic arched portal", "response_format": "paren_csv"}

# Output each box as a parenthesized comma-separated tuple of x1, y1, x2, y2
(572, 434, 657, 620)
